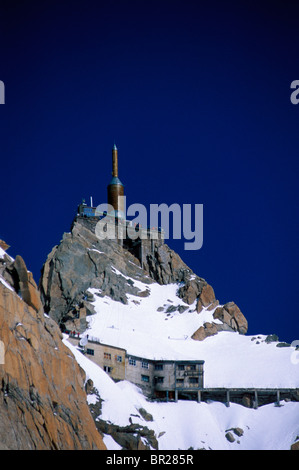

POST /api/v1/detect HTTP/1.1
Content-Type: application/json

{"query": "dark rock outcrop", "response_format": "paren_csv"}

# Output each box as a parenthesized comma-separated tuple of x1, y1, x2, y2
(225, 431, 235, 443)
(96, 418, 158, 450)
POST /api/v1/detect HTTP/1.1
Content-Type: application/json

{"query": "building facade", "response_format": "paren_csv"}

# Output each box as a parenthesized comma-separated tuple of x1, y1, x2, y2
(68, 334, 204, 402)
(68, 335, 127, 381)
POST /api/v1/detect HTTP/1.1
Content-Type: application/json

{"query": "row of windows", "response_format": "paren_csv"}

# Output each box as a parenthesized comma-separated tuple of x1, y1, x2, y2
(155, 364, 198, 371)
(101, 368, 199, 386)
(104, 352, 123, 362)
(129, 358, 149, 368)
(177, 364, 197, 371)
(86, 349, 124, 363)
(85, 350, 200, 374)
(128, 361, 198, 370)
(177, 377, 199, 384)
(102, 367, 149, 381)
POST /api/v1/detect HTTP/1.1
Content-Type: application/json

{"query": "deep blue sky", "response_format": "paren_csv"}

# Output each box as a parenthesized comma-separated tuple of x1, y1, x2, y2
(1, 1, 298, 343)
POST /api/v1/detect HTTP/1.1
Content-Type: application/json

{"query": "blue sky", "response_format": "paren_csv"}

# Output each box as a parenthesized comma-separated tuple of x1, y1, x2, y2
(1, 0, 298, 343)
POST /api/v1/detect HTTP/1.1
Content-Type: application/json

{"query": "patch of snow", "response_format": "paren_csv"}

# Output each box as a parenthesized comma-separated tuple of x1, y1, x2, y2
(88, 248, 105, 255)
(0, 247, 13, 262)
(0, 248, 14, 291)
(102, 434, 122, 450)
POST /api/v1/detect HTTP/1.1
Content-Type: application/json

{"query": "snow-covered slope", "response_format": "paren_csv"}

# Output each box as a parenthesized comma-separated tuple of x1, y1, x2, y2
(62, 266, 299, 450)
(64, 337, 299, 450)
(84, 272, 299, 389)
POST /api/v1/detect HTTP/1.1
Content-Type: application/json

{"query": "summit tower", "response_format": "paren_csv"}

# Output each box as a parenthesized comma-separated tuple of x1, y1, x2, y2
(107, 144, 125, 218)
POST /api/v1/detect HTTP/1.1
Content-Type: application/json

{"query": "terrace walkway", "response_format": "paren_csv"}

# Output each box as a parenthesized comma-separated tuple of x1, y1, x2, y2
(195, 387, 299, 408)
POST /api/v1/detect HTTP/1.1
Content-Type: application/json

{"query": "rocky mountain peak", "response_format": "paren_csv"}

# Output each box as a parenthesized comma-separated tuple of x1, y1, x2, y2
(39, 216, 248, 339)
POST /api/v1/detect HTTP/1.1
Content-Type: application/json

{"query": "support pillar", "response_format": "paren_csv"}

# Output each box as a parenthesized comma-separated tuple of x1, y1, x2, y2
(226, 390, 230, 407)
(254, 390, 258, 409)
(197, 390, 201, 403)
(175, 390, 178, 402)
(276, 390, 280, 406)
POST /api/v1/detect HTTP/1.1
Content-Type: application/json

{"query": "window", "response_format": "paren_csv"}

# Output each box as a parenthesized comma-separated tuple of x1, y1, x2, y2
(141, 375, 150, 383)
(86, 348, 94, 356)
(155, 376, 164, 384)
(142, 360, 149, 369)
(176, 378, 184, 384)
(189, 377, 199, 384)
(154, 364, 163, 371)
(189, 365, 196, 371)
(104, 366, 112, 373)
(116, 355, 122, 363)
(129, 358, 136, 366)
(104, 352, 111, 360)
(178, 365, 185, 371)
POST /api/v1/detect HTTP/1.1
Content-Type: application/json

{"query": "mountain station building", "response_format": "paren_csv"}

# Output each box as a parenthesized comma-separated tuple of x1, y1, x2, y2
(67, 333, 204, 402)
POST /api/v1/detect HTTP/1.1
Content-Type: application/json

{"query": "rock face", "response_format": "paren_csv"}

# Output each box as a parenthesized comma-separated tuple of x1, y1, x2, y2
(87, 384, 158, 450)
(0, 253, 105, 450)
(214, 302, 248, 335)
(143, 243, 192, 285)
(39, 216, 248, 339)
(39, 218, 155, 330)
(0, 252, 44, 315)
(0, 240, 10, 251)
(191, 302, 248, 341)
(291, 439, 299, 450)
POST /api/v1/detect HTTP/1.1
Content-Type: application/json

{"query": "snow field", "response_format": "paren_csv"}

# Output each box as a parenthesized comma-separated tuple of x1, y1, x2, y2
(85, 278, 299, 388)
(64, 337, 299, 450)
(64, 267, 299, 450)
